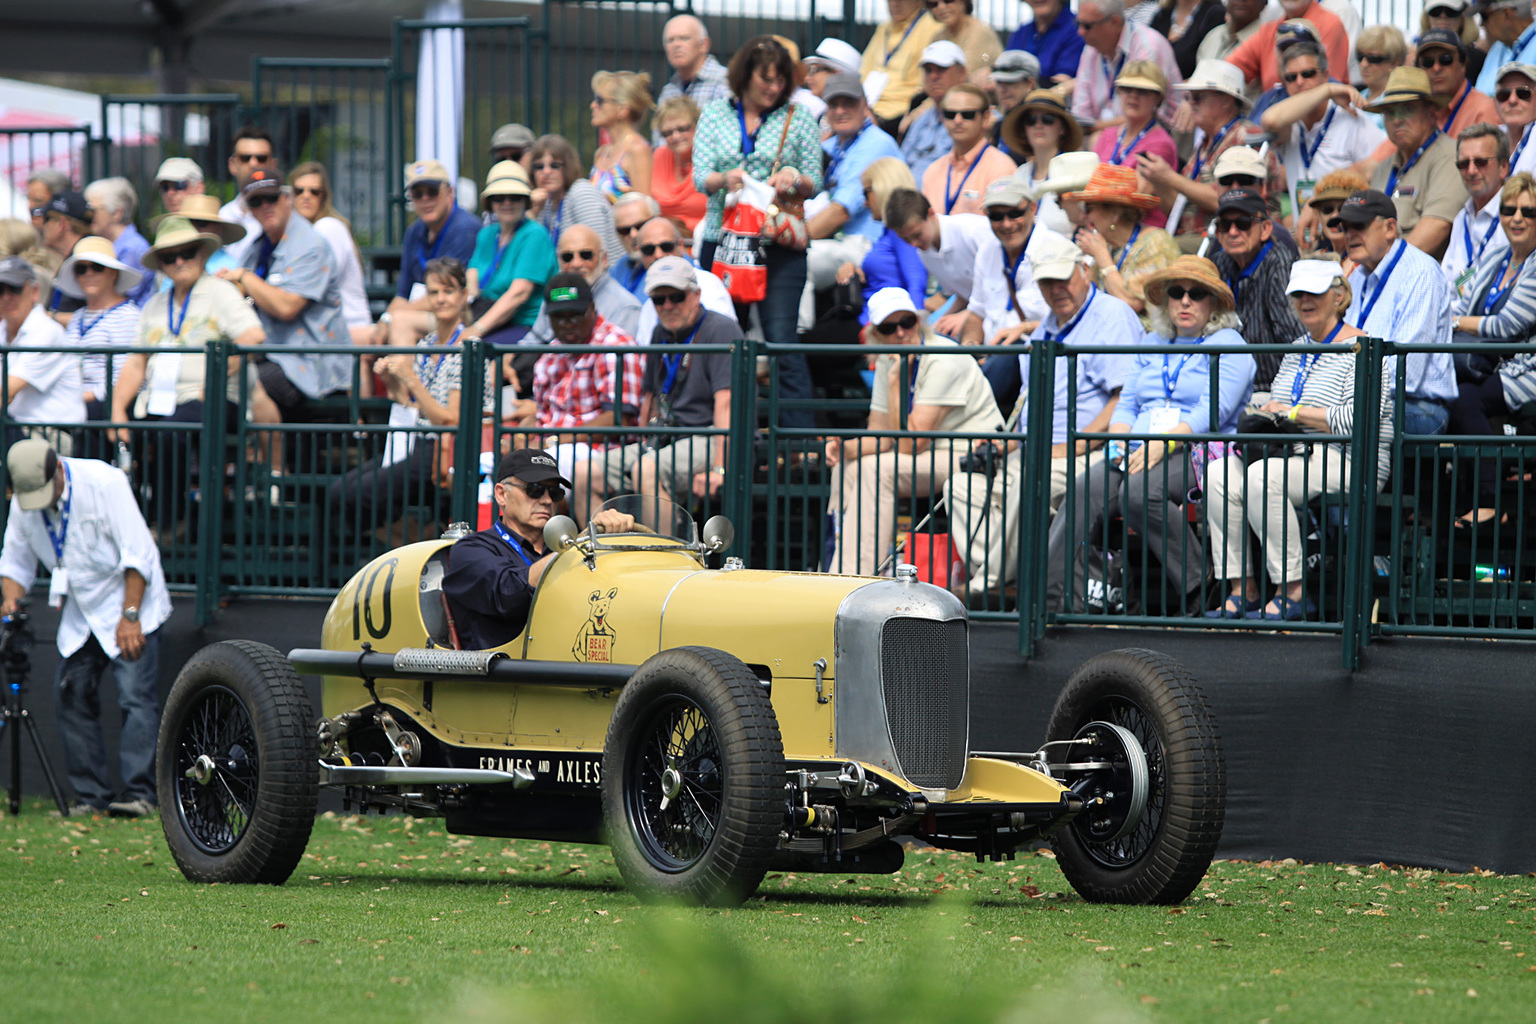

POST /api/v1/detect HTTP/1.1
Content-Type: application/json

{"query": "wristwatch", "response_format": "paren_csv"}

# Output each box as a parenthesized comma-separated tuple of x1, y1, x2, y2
(711, 466, 727, 476)
(121, 606, 140, 623)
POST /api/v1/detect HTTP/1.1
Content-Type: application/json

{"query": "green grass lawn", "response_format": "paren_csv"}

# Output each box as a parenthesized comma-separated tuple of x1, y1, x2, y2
(4, 804, 1534, 1023)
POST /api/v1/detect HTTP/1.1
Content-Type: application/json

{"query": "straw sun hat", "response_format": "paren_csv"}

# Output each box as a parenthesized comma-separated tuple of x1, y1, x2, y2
(1064, 163, 1161, 210)
(1001, 89, 1085, 158)
(1142, 255, 1236, 312)
(150, 194, 247, 246)
(140, 216, 224, 271)
(481, 160, 533, 202)
(56, 236, 146, 298)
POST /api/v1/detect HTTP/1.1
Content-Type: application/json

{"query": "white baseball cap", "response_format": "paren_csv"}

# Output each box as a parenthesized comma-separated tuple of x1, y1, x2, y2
(1286, 259, 1346, 296)
(806, 38, 862, 74)
(920, 40, 967, 69)
(1031, 236, 1086, 282)
(155, 157, 204, 184)
(866, 287, 918, 327)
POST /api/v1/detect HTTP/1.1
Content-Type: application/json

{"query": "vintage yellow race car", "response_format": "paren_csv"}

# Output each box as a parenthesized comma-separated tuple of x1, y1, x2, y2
(155, 498, 1225, 905)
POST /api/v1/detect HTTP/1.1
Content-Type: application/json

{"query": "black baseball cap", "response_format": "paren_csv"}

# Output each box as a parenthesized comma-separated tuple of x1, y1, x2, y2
(1417, 28, 1465, 57)
(544, 272, 594, 315)
(38, 190, 91, 222)
(1216, 187, 1268, 217)
(241, 169, 284, 197)
(1337, 189, 1398, 226)
(496, 448, 573, 487)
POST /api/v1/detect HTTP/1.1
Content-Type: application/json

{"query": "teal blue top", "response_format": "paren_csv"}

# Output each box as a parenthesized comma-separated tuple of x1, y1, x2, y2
(469, 219, 558, 327)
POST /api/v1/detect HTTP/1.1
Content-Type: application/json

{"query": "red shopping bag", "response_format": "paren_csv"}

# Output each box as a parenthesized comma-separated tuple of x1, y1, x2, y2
(904, 531, 964, 587)
(710, 174, 773, 304)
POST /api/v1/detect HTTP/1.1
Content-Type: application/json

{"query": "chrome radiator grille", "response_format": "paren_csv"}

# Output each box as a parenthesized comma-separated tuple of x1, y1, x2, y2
(879, 617, 969, 789)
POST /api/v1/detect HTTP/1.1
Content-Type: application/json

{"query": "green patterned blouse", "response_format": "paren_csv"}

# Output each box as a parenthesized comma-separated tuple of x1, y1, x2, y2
(691, 98, 825, 243)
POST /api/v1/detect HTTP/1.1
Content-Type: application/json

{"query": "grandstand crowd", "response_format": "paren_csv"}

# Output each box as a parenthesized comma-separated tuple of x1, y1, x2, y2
(6, 0, 1536, 620)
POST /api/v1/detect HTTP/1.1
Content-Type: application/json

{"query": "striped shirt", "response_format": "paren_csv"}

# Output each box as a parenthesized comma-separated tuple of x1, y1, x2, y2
(536, 178, 623, 267)
(1345, 239, 1457, 402)
(64, 301, 140, 401)
(1453, 246, 1536, 411)
(1270, 334, 1395, 490)
(1214, 243, 1307, 392)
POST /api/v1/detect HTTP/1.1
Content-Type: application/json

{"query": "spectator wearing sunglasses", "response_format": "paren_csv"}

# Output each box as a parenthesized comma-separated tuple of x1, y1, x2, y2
(376, 159, 482, 347)
(1423, 0, 1487, 87)
(824, 287, 1003, 576)
(153, 158, 205, 216)
(1194, 0, 1280, 106)
(901, 42, 970, 187)
(610, 193, 661, 299)
(1302, 170, 1369, 266)
(1070, 0, 1183, 131)
(0, 257, 86, 452)
(1259, 42, 1385, 233)
(34, 190, 92, 325)
(1474, 0, 1536, 98)
(216, 126, 275, 265)
(1442, 123, 1512, 297)
(525, 225, 641, 350)
(1418, 30, 1499, 140)
(1209, 187, 1306, 400)
(1091, 61, 1177, 229)
(1355, 25, 1407, 132)
(1363, 67, 1470, 259)
(463, 162, 557, 348)
(443, 448, 636, 650)
(920, 84, 1018, 220)
(54, 237, 143, 422)
(963, 178, 1069, 351)
(82, 178, 153, 308)
(631, 217, 737, 346)
(1495, 62, 1536, 175)
(999, 90, 1083, 236)
(1007, 0, 1084, 85)
(1223, 1, 1349, 97)
(650, 96, 707, 236)
(988, 51, 1041, 128)
(530, 136, 623, 269)
(288, 162, 372, 348)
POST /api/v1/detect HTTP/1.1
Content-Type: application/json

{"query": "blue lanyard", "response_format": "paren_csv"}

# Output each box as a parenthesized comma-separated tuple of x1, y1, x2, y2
(418, 218, 451, 276)
(254, 234, 277, 280)
(1104, 52, 1127, 100)
(884, 10, 927, 66)
(1044, 286, 1098, 344)
(944, 143, 991, 214)
(1189, 117, 1241, 181)
(1483, 250, 1519, 314)
(79, 301, 126, 341)
(1514, 124, 1533, 170)
(418, 325, 463, 385)
(1290, 321, 1344, 405)
(904, 355, 921, 414)
(1162, 349, 1198, 407)
(1441, 81, 1473, 134)
(167, 285, 193, 338)
(1298, 106, 1335, 175)
(1385, 129, 1439, 196)
(482, 227, 517, 284)
(43, 464, 71, 562)
(1111, 120, 1154, 166)
(826, 121, 869, 191)
(661, 317, 703, 395)
(1114, 223, 1142, 272)
(736, 101, 765, 157)
(1463, 210, 1501, 267)
(1226, 239, 1273, 302)
(1002, 236, 1030, 311)
(492, 520, 535, 568)
(1358, 241, 1407, 324)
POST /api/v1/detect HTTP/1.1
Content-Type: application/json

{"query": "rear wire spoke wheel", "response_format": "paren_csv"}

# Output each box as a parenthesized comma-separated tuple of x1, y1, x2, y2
(1045, 648, 1224, 904)
(603, 647, 784, 906)
(157, 641, 318, 884)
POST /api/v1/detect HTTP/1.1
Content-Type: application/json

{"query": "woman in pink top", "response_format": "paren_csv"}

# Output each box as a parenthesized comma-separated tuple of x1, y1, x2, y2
(1091, 60, 1177, 228)
(650, 95, 708, 234)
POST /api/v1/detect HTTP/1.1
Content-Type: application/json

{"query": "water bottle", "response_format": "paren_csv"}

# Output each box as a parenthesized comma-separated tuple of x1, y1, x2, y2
(115, 441, 131, 474)
(476, 451, 496, 530)
(1474, 563, 1512, 582)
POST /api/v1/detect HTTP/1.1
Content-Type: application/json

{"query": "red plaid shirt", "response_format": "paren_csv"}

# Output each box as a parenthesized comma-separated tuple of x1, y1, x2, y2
(532, 315, 645, 438)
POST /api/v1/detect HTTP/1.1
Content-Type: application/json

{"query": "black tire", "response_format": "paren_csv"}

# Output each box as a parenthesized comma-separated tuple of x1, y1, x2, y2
(602, 646, 784, 906)
(157, 640, 318, 885)
(1044, 648, 1224, 905)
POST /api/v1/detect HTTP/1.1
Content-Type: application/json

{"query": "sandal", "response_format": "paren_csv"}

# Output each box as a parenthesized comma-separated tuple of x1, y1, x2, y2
(1204, 593, 1263, 618)
(1246, 596, 1317, 621)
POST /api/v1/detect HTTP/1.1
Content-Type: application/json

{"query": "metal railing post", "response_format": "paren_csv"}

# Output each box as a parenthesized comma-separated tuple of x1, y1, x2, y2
(1017, 336, 1056, 656)
(726, 336, 757, 560)
(196, 340, 229, 626)
(454, 337, 486, 523)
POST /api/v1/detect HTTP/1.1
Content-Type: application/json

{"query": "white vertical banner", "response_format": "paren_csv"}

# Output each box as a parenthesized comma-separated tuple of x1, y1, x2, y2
(416, 0, 465, 184)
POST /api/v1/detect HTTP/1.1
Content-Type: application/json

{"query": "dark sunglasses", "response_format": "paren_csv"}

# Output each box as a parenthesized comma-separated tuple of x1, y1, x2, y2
(615, 223, 644, 236)
(408, 183, 443, 200)
(1501, 203, 1536, 218)
(652, 289, 691, 306)
(1021, 112, 1058, 127)
(1076, 16, 1106, 29)
(158, 180, 191, 193)
(1497, 86, 1534, 102)
(489, 194, 525, 205)
(942, 108, 983, 120)
(1416, 51, 1459, 68)
(660, 125, 692, 139)
(74, 262, 110, 275)
(533, 161, 565, 172)
(874, 313, 919, 335)
(510, 481, 565, 501)
(559, 249, 597, 263)
(1312, 203, 1341, 217)
(0, 282, 23, 296)
(639, 241, 678, 257)
(1427, 4, 1460, 14)
(1164, 285, 1211, 302)
(159, 245, 204, 265)
(233, 151, 272, 164)
(1326, 216, 1347, 231)
(1218, 215, 1259, 233)
(1217, 174, 1260, 187)
(246, 192, 282, 209)
(1456, 156, 1495, 170)
(1282, 68, 1321, 83)
(293, 186, 325, 197)
(987, 206, 1030, 222)
(1359, 52, 1392, 65)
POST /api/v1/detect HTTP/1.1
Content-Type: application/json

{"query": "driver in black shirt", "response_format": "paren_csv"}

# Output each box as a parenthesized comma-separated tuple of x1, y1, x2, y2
(442, 448, 633, 650)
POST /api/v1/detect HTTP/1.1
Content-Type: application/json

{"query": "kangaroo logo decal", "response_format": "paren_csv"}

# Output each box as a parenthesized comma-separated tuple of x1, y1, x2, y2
(573, 587, 618, 662)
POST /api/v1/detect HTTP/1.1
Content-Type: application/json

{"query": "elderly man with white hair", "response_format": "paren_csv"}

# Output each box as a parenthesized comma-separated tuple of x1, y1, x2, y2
(1070, 0, 1184, 129)
(84, 177, 154, 306)
(611, 192, 663, 298)
(653, 15, 731, 145)
(943, 235, 1143, 606)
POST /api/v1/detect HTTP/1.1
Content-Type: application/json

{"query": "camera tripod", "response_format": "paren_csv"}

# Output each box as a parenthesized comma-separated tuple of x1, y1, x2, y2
(1, 613, 70, 816)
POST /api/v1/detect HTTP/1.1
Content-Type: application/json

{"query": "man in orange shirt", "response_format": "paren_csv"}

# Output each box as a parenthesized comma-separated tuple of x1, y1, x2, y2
(1416, 29, 1499, 138)
(921, 84, 1019, 217)
(1224, 1, 1349, 93)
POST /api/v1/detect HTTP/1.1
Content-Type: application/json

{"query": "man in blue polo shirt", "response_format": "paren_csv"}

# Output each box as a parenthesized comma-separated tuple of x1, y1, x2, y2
(1008, 0, 1084, 84)
(800, 72, 903, 329)
(376, 158, 481, 345)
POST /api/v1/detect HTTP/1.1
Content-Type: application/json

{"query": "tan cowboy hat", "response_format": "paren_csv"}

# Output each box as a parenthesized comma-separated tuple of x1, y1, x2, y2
(1115, 59, 1168, 97)
(56, 235, 146, 299)
(1363, 66, 1449, 112)
(481, 160, 533, 202)
(140, 216, 223, 271)
(1064, 163, 1161, 210)
(151, 194, 246, 246)
(1001, 89, 1085, 159)
(1307, 171, 1370, 208)
(1142, 255, 1236, 313)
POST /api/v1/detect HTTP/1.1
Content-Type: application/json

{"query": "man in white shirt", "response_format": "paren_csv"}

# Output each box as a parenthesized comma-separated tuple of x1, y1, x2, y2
(0, 440, 170, 819)
(886, 188, 996, 338)
(1442, 123, 1512, 298)
(961, 178, 1070, 347)
(0, 258, 86, 452)
(631, 217, 739, 343)
(216, 126, 275, 265)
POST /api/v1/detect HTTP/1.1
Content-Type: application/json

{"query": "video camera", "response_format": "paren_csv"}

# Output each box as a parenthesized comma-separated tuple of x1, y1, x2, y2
(1, 603, 34, 669)
(959, 441, 1001, 478)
